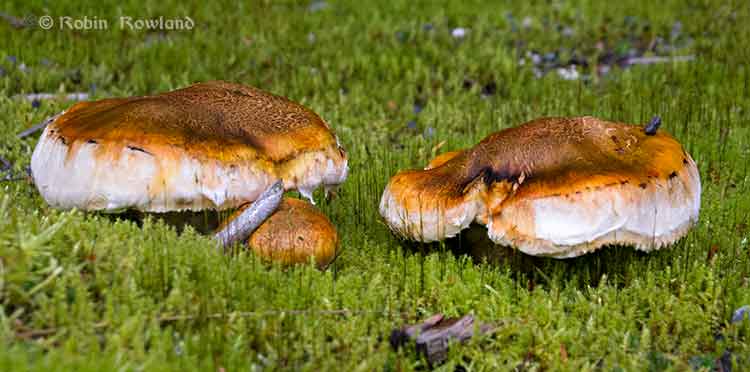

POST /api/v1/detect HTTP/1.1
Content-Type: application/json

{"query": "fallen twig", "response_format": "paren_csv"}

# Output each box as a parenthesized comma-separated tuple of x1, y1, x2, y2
(0, 12, 28, 28)
(625, 55, 695, 66)
(1, 176, 29, 182)
(20, 93, 90, 102)
(17, 112, 63, 139)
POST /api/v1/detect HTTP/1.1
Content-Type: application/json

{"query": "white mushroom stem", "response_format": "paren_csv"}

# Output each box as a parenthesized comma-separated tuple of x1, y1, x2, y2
(213, 180, 284, 250)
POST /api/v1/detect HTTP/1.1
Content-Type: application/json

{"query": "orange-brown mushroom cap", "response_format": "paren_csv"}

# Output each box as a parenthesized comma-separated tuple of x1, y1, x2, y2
(30, 81, 348, 212)
(424, 151, 463, 170)
(380, 116, 701, 258)
(245, 197, 338, 268)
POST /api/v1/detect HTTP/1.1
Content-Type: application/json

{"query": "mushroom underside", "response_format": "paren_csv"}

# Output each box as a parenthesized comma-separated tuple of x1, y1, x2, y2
(31, 128, 347, 212)
(486, 158, 700, 258)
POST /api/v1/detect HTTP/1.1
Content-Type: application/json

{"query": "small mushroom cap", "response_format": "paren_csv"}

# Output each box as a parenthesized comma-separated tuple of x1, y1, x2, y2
(246, 197, 338, 268)
(380, 116, 701, 258)
(31, 81, 348, 212)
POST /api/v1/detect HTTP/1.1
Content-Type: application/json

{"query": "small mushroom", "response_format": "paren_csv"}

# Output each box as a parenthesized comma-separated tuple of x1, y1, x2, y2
(30, 81, 347, 259)
(380, 116, 701, 258)
(242, 197, 338, 268)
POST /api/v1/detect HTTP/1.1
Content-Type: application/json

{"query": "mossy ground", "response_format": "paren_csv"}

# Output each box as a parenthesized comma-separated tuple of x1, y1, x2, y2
(1, 1, 749, 370)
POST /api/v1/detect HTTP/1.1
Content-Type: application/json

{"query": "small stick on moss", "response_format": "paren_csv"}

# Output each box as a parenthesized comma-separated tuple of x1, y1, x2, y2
(20, 93, 89, 102)
(0, 12, 28, 28)
(626, 55, 695, 65)
(214, 180, 283, 251)
(17, 112, 63, 139)
(644, 116, 662, 135)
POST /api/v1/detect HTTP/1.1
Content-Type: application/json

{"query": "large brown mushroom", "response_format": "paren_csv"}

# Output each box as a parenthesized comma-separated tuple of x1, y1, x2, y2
(380, 116, 701, 258)
(30, 81, 347, 262)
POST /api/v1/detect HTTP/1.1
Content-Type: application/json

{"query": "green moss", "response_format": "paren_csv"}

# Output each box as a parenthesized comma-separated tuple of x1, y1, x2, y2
(1, 0, 749, 370)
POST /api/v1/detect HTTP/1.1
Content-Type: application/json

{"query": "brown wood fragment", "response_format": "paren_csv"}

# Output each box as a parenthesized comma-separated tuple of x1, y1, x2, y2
(389, 314, 496, 365)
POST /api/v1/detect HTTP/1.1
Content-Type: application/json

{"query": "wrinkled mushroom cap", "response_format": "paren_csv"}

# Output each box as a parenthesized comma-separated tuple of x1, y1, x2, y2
(245, 197, 338, 268)
(31, 81, 348, 212)
(380, 116, 701, 258)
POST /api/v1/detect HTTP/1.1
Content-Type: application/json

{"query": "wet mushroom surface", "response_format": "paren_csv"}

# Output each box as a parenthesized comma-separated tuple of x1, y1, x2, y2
(380, 116, 701, 258)
(31, 80, 348, 212)
(246, 197, 339, 268)
(28, 81, 347, 264)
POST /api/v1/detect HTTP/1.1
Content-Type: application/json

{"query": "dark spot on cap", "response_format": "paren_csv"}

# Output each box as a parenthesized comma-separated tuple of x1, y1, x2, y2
(127, 145, 152, 156)
(86, 139, 98, 145)
(639, 183, 647, 189)
(683, 158, 688, 165)
(668, 171, 678, 179)
(231, 89, 250, 97)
